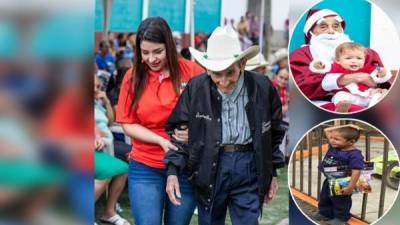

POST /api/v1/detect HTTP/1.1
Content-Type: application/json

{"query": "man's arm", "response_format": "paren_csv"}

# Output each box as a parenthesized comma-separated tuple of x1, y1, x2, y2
(336, 73, 377, 88)
(289, 47, 328, 99)
(269, 82, 286, 175)
(164, 82, 193, 206)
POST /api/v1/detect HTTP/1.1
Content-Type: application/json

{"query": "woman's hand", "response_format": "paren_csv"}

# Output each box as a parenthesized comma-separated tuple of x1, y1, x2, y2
(95, 136, 105, 150)
(158, 138, 178, 153)
(96, 91, 109, 103)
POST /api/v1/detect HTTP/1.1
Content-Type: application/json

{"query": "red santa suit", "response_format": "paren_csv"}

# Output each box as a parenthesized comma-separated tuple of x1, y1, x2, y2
(290, 45, 383, 100)
(328, 63, 390, 107)
(289, 9, 384, 112)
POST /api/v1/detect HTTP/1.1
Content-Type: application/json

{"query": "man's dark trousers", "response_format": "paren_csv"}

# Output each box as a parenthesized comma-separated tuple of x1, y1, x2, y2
(198, 149, 260, 225)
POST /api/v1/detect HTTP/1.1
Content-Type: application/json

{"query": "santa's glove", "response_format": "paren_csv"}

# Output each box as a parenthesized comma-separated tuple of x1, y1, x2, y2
(309, 59, 331, 74)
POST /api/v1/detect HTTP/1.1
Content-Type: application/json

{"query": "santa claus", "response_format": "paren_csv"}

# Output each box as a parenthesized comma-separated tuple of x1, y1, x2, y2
(289, 9, 387, 112)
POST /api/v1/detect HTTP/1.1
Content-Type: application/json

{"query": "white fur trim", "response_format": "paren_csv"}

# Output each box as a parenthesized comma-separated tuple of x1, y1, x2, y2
(304, 9, 343, 34)
(309, 59, 332, 73)
(332, 91, 352, 105)
(369, 92, 383, 107)
(345, 83, 370, 97)
(321, 73, 342, 91)
(370, 69, 392, 83)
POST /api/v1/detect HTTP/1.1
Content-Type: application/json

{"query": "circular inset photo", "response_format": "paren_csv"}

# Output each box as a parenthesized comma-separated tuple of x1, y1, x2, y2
(288, 0, 399, 114)
(288, 119, 399, 225)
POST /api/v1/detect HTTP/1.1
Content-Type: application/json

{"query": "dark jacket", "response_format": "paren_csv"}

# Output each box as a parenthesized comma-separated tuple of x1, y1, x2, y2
(164, 71, 287, 208)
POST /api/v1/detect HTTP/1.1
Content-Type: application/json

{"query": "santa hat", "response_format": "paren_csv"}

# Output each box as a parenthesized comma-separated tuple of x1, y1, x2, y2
(304, 9, 346, 44)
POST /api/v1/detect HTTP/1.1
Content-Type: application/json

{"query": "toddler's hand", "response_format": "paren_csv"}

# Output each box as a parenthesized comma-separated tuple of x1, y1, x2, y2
(340, 186, 354, 195)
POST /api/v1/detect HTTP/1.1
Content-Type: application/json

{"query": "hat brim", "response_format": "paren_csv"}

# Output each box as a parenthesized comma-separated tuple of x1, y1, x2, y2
(269, 52, 288, 65)
(189, 46, 259, 72)
(245, 62, 268, 71)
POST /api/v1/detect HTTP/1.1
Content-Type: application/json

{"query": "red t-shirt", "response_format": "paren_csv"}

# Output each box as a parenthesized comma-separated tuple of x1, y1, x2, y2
(116, 58, 204, 169)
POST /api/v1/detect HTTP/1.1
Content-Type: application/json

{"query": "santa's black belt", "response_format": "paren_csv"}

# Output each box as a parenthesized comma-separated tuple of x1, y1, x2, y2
(222, 143, 253, 152)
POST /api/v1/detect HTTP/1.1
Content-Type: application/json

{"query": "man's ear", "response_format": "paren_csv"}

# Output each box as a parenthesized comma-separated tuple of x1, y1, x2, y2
(239, 59, 247, 71)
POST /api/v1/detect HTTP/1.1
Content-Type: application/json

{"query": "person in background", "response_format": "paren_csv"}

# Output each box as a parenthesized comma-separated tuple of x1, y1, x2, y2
(95, 40, 116, 76)
(245, 52, 269, 75)
(272, 68, 290, 161)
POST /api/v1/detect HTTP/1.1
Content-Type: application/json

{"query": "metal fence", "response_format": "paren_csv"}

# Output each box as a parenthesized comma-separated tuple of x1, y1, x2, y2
(290, 122, 396, 223)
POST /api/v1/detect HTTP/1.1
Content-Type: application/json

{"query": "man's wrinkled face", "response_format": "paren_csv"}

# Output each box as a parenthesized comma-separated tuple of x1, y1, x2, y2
(312, 16, 343, 35)
(207, 60, 245, 94)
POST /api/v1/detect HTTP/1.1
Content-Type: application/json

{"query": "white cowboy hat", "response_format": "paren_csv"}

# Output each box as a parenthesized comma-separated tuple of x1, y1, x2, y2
(269, 48, 288, 65)
(189, 26, 259, 72)
(245, 53, 268, 71)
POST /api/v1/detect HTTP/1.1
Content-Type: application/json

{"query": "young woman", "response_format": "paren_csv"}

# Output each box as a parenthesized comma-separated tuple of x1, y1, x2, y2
(116, 17, 204, 225)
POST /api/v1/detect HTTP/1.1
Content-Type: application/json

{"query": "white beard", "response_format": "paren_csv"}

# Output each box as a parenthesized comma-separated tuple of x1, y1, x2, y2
(309, 32, 352, 64)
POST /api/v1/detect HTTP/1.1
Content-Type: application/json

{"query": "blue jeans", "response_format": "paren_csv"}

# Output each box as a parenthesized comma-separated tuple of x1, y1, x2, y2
(128, 160, 197, 225)
(198, 151, 260, 225)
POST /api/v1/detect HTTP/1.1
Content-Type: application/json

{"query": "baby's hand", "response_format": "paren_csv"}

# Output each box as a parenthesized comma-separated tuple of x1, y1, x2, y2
(377, 67, 387, 78)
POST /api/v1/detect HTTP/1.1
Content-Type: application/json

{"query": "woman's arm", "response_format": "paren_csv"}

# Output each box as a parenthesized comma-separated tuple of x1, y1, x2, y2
(121, 123, 177, 152)
(97, 91, 115, 124)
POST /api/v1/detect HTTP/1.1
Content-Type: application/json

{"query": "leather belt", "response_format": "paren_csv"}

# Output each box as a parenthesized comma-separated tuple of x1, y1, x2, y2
(222, 143, 253, 152)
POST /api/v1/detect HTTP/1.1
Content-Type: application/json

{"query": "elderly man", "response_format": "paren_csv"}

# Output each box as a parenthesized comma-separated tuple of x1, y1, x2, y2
(289, 9, 386, 112)
(163, 26, 286, 225)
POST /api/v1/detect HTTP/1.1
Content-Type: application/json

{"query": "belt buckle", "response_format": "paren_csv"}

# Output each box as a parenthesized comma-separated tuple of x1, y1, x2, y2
(223, 144, 237, 152)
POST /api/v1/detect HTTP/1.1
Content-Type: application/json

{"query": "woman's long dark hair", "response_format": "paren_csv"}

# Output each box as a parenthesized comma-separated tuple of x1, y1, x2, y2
(131, 17, 180, 109)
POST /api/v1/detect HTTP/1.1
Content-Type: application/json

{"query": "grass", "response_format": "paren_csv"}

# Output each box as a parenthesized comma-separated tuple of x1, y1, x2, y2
(95, 165, 289, 225)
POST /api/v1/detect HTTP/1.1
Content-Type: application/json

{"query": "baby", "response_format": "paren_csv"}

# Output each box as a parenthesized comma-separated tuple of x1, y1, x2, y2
(310, 42, 391, 110)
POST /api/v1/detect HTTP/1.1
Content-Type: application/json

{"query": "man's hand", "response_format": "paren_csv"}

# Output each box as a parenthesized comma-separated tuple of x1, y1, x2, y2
(172, 125, 189, 143)
(338, 73, 376, 87)
(264, 177, 278, 203)
(166, 175, 182, 206)
(158, 138, 178, 153)
(340, 186, 354, 195)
